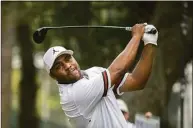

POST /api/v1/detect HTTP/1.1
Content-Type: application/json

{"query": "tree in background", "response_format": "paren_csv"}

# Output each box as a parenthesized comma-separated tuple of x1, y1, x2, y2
(1, 2, 17, 128)
(16, 22, 39, 128)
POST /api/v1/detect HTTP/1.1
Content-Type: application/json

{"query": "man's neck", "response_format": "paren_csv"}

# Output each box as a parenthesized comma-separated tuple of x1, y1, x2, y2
(58, 70, 88, 84)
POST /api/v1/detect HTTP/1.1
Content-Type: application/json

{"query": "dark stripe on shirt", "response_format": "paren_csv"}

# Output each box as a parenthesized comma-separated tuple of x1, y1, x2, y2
(102, 71, 108, 97)
(113, 76, 124, 94)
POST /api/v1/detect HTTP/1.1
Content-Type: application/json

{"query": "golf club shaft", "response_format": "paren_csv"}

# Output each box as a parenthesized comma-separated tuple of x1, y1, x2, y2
(42, 25, 132, 31)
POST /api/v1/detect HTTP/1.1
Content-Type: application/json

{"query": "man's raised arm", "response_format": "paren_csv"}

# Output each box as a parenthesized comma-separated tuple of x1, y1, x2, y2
(108, 23, 145, 86)
(119, 25, 158, 92)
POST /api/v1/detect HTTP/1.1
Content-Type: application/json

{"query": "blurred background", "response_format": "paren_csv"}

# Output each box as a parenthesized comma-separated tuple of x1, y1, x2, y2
(1, 1, 192, 128)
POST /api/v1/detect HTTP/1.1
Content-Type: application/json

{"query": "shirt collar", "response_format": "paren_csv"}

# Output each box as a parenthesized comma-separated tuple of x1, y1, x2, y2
(80, 70, 89, 79)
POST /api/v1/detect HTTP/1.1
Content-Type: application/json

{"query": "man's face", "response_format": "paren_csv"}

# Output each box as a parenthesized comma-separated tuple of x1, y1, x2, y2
(50, 54, 81, 83)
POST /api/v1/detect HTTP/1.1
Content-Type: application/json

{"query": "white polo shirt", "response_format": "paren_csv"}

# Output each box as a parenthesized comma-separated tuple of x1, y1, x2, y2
(57, 67, 129, 128)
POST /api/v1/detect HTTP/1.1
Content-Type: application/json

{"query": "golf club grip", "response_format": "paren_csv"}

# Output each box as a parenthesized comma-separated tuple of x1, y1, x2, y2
(126, 27, 157, 34)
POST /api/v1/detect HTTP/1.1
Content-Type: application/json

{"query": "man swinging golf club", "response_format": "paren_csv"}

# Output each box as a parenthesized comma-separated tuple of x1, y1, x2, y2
(43, 23, 158, 128)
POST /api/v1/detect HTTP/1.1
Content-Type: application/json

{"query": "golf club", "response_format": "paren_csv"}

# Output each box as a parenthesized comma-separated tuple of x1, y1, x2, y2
(33, 25, 157, 44)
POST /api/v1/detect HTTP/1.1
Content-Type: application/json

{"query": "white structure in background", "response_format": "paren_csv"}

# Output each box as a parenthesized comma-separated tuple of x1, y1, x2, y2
(172, 61, 192, 128)
(183, 61, 192, 128)
(34, 52, 45, 69)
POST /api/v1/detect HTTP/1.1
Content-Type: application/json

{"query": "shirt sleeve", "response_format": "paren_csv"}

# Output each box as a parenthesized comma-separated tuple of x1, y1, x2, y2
(72, 69, 111, 115)
(113, 73, 129, 95)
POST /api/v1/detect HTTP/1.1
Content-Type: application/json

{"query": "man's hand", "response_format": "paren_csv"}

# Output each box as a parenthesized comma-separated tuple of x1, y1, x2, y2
(131, 23, 146, 38)
(142, 25, 158, 46)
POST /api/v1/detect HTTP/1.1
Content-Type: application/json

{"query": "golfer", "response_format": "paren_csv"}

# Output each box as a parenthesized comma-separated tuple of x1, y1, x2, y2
(43, 23, 158, 128)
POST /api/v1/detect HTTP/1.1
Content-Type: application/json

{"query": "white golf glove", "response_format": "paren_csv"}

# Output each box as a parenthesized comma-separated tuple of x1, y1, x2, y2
(142, 24, 158, 46)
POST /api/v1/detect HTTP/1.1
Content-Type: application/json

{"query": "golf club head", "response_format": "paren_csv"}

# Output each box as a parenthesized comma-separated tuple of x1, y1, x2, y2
(33, 27, 48, 44)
